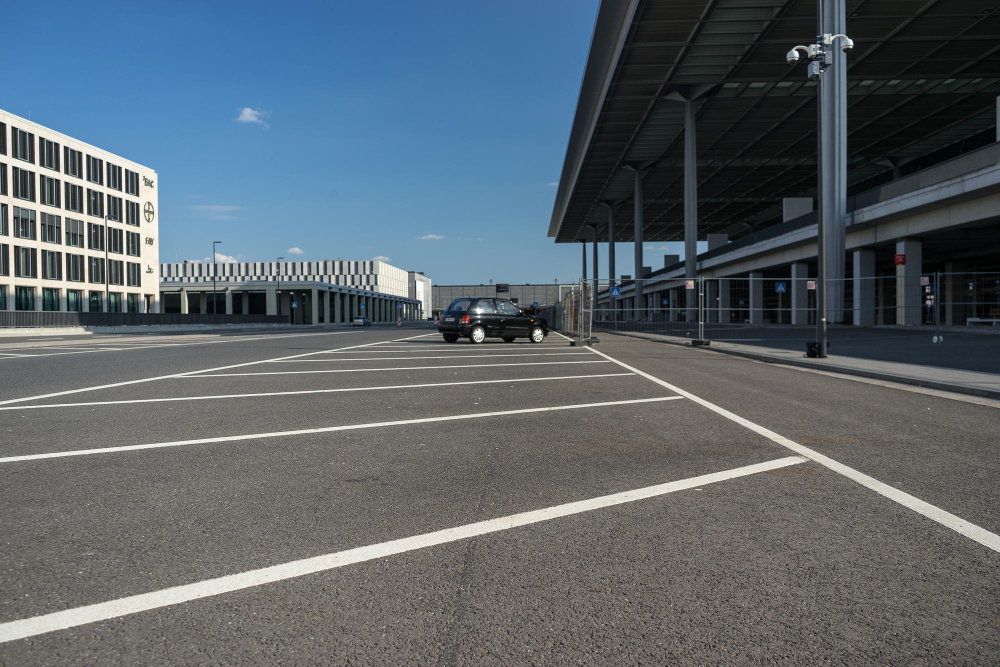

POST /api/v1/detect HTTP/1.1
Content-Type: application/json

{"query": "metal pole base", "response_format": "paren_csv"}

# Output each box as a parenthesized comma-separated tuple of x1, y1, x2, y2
(691, 339, 710, 347)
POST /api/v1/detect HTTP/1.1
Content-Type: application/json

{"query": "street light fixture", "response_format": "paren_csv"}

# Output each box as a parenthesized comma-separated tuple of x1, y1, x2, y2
(785, 16, 853, 358)
(276, 256, 284, 323)
(212, 241, 221, 314)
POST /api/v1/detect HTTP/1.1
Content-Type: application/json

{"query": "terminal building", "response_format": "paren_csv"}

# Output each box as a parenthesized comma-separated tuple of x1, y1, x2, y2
(549, 1, 1000, 327)
(0, 110, 160, 313)
(159, 259, 428, 324)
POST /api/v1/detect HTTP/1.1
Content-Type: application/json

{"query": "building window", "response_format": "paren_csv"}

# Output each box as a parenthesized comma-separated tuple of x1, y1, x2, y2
(39, 138, 60, 171)
(65, 218, 85, 248)
(11, 128, 35, 163)
(86, 155, 103, 184)
(107, 195, 122, 222)
(41, 175, 61, 207)
(124, 169, 140, 196)
(127, 293, 140, 313)
(41, 213, 61, 244)
(126, 231, 140, 256)
(108, 259, 124, 286)
(42, 249, 62, 280)
(109, 292, 123, 313)
(42, 287, 59, 311)
(65, 183, 83, 212)
(0, 243, 8, 276)
(87, 222, 105, 250)
(89, 291, 103, 312)
(64, 147, 82, 178)
(126, 200, 140, 226)
(14, 246, 37, 278)
(0, 122, 6, 155)
(0, 286, 5, 310)
(88, 256, 105, 284)
(127, 261, 141, 287)
(16, 286, 35, 311)
(108, 227, 123, 254)
(67, 289, 83, 312)
(107, 163, 122, 191)
(13, 207, 36, 240)
(0, 162, 6, 196)
(0, 203, 7, 236)
(66, 253, 85, 282)
(12, 167, 35, 201)
(87, 189, 104, 218)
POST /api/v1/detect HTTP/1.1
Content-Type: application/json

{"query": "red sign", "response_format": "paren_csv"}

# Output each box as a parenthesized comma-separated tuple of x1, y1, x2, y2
(685, 280, 695, 290)
(894, 254, 906, 266)
(806, 280, 816, 291)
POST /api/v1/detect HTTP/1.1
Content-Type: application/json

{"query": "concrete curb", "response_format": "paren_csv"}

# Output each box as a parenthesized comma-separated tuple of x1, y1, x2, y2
(597, 330, 1000, 401)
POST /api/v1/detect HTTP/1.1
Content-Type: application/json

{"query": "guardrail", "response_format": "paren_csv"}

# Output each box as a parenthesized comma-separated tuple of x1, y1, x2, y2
(0, 312, 287, 328)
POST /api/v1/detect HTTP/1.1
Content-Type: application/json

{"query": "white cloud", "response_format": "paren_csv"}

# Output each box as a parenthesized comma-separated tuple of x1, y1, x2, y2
(545, 181, 559, 187)
(186, 194, 202, 199)
(372, 255, 391, 262)
(419, 234, 445, 241)
(188, 204, 241, 221)
(235, 107, 270, 128)
(287, 247, 305, 255)
(191, 252, 246, 264)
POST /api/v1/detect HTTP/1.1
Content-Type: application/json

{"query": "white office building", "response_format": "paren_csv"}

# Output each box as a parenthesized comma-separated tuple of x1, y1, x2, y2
(0, 110, 160, 314)
(159, 259, 429, 324)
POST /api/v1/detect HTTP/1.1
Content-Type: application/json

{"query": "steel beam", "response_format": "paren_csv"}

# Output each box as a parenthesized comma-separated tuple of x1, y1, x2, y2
(633, 168, 644, 319)
(822, 0, 848, 324)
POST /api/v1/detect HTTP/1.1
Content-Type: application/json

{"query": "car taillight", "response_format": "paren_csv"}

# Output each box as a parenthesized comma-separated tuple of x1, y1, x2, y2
(460, 315, 470, 324)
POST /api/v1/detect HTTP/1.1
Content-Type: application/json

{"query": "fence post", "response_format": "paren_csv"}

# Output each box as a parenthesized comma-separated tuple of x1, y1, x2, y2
(698, 276, 705, 342)
(935, 271, 941, 339)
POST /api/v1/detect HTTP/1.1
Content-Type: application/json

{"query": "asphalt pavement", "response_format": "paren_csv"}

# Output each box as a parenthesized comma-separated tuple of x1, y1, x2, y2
(1, 326, 997, 664)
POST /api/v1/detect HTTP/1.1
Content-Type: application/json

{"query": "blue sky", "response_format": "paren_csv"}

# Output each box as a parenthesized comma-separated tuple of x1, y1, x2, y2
(8, 0, 689, 284)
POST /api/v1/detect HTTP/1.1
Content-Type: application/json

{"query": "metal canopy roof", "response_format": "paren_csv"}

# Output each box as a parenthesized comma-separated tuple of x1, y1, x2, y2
(549, 0, 1000, 244)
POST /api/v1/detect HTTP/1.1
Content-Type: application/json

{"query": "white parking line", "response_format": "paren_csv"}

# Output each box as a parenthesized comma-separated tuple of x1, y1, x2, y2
(188, 360, 612, 377)
(269, 352, 591, 363)
(0, 373, 635, 411)
(0, 455, 803, 643)
(0, 332, 438, 407)
(0, 396, 682, 464)
(569, 334, 1000, 555)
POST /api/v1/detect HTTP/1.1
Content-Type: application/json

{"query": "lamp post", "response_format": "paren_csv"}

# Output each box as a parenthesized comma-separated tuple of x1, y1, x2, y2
(212, 241, 221, 314)
(276, 256, 284, 322)
(784, 7, 852, 358)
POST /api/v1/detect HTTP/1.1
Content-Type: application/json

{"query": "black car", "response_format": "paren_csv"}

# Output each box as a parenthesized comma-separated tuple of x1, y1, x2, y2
(437, 297, 548, 344)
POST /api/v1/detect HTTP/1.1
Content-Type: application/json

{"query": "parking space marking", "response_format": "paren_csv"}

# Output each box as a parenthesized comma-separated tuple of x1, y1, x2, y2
(0, 332, 438, 407)
(0, 373, 636, 411)
(0, 455, 803, 643)
(573, 335, 1000, 554)
(188, 360, 613, 377)
(269, 352, 591, 363)
(0, 396, 682, 464)
(0, 329, 365, 362)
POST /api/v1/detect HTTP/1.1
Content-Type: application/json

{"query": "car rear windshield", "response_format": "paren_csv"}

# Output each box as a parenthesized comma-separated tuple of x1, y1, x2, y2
(445, 298, 472, 314)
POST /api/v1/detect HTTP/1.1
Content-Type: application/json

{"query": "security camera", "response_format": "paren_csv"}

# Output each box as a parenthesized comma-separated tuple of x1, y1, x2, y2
(840, 37, 854, 53)
(786, 49, 800, 66)
(808, 61, 822, 81)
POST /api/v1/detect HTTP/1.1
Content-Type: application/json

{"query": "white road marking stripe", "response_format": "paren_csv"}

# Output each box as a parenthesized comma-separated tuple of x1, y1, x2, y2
(0, 373, 635, 411)
(0, 333, 437, 407)
(0, 352, 33, 358)
(0, 455, 803, 643)
(188, 360, 612, 377)
(0, 329, 365, 362)
(0, 396, 681, 464)
(570, 334, 1000, 554)
(269, 352, 590, 363)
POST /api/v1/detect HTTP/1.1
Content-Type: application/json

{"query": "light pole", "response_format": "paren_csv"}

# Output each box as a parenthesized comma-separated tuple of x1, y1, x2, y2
(212, 241, 221, 314)
(276, 256, 284, 323)
(785, 8, 852, 358)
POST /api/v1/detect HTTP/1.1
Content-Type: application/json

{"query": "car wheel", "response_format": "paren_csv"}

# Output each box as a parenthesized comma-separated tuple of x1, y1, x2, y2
(443, 334, 459, 343)
(530, 326, 545, 343)
(469, 325, 486, 344)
